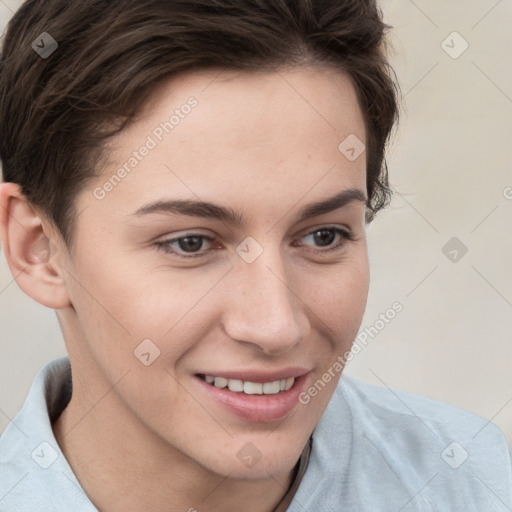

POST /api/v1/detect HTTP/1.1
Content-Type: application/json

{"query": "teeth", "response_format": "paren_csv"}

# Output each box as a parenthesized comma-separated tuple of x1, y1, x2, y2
(262, 381, 281, 394)
(228, 379, 243, 392)
(203, 375, 295, 395)
(244, 381, 262, 394)
(214, 377, 228, 388)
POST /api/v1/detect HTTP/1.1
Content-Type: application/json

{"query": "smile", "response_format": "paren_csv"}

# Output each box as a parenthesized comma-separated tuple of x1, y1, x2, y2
(194, 370, 309, 422)
(199, 374, 295, 395)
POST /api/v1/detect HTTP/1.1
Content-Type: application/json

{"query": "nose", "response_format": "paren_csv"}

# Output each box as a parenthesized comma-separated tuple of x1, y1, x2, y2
(222, 244, 309, 355)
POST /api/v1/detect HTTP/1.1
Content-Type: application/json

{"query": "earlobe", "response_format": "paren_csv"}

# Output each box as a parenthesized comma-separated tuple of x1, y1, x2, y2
(0, 182, 71, 309)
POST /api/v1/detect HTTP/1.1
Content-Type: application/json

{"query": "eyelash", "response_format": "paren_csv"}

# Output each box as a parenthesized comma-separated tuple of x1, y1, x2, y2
(155, 227, 357, 259)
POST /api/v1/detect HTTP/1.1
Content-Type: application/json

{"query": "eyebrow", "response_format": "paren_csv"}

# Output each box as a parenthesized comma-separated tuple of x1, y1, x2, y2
(131, 188, 368, 226)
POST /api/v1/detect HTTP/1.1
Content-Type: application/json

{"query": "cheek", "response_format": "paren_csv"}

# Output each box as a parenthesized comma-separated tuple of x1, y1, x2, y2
(339, 260, 370, 337)
(296, 258, 369, 418)
(300, 253, 370, 346)
(68, 252, 228, 365)
(68, 233, 368, 375)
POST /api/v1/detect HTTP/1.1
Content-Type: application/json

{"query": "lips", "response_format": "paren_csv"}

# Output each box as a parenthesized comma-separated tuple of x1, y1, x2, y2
(193, 368, 310, 423)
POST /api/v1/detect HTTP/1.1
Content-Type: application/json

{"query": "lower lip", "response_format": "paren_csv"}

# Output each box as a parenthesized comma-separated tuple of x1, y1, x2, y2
(194, 374, 308, 423)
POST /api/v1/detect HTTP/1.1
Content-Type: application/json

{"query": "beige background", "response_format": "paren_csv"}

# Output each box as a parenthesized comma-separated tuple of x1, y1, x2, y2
(1, 0, 511, 448)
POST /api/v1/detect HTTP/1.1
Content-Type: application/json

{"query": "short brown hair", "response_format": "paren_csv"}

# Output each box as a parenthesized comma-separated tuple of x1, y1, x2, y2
(0, 0, 400, 247)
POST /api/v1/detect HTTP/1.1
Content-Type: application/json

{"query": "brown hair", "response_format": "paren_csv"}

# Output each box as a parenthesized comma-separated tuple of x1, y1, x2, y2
(0, 0, 400, 248)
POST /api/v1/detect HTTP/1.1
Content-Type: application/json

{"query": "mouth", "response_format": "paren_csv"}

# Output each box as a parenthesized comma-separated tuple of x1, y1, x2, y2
(197, 374, 295, 395)
(193, 369, 310, 423)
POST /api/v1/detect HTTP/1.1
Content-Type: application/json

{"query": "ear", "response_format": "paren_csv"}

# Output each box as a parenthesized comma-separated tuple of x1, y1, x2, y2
(0, 182, 71, 309)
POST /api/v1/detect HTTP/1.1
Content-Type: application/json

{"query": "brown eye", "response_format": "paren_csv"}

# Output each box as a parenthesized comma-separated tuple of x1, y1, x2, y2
(156, 234, 215, 258)
(298, 227, 355, 252)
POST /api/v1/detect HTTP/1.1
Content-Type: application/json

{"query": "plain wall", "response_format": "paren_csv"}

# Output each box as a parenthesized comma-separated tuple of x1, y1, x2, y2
(1, 0, 511, 447)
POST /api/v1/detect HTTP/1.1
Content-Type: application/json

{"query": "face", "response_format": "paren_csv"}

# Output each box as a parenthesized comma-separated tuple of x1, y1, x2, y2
(57, 66, 370, 479)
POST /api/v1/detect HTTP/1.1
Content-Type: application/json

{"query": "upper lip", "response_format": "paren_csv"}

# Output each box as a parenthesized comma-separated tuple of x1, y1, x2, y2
(195, 367, 311, 383)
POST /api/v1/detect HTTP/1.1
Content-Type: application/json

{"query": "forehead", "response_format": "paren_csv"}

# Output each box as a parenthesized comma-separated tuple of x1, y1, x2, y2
(83, 66, 367, 223)
(131, 65, 365, 150)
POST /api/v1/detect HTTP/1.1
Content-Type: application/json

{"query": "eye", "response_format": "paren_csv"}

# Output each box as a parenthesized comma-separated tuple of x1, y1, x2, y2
(155, 226, 356, 260)
(155, 233, 216, 258)
(294, 227, 356, 253)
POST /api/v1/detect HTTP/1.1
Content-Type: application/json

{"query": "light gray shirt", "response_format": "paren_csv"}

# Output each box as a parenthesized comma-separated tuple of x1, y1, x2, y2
(1, 356, 511, 511)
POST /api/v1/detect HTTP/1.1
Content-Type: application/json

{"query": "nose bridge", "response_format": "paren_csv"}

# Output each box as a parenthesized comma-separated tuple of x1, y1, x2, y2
(223, 241, 307, 354)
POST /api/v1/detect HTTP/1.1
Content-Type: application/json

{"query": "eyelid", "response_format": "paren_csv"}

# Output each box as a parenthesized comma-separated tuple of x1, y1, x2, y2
(155, 225, 356, 259)
(294, 226, 356, 251)
(155, 232, 217, 258)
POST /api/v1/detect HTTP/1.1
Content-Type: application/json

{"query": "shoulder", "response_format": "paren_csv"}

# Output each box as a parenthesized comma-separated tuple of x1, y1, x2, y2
(339, 373, 499, 439)
(308, 374, 512, 510)
(0, 357, 95, 511)
(338, 373, 511, 461)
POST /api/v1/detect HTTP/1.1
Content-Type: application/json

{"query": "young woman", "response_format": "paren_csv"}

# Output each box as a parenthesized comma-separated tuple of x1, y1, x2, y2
(0, 1, 510, 510)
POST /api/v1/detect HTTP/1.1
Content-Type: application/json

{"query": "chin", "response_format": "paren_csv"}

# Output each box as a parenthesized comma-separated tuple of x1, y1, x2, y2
(219, 455, 296, 481)
(209, 436, 305, 480)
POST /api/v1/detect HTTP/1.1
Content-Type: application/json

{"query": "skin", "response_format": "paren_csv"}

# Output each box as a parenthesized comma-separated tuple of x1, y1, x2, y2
(0, 66, 370, 512)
